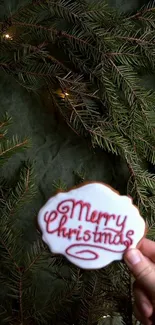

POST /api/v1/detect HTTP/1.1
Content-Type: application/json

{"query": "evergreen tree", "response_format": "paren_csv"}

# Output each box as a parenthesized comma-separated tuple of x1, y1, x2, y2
(0, 0, 155, 324)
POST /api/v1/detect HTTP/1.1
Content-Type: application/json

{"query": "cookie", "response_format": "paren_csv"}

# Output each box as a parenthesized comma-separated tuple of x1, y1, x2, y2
(38, 182, 145, 269)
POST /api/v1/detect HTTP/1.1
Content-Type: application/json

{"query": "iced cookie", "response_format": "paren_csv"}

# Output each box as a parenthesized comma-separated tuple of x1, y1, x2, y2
(38, 182, 145, 269)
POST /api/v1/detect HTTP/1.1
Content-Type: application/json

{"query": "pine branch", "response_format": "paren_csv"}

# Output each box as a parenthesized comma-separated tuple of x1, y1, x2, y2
(0, 113, 11, 131)
(109, 60, 155, 137)
(0, 116, 39, 323)
(10, 20, 96, 51)
(1, 2, 155, 322)
(116, 35, 154, 45)
(24, 239, 48, 273)
(78, 271, 98, 325)
(49, 0, 86, 23)
(0, 137, 30, 166)
(0, 236, 19, 271)
(52, 179, 67, 191)
(2, 163, 36, 221)
(126, 2, 155, 21)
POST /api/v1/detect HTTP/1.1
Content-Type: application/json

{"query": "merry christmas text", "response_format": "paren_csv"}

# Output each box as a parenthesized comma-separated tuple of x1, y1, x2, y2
(44, 199, 134, 248)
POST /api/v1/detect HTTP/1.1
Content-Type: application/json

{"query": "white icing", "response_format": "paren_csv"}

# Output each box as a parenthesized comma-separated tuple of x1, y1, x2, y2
(38, 183, 145, 269)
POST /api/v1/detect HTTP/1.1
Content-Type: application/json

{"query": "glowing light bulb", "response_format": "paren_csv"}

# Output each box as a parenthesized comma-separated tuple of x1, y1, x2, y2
(3, 34, 13, 40)
(65, 92, 69, 96)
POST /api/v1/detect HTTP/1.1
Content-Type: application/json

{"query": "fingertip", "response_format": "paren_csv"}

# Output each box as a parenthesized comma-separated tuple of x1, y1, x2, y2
(142, 302, 153, 318)
(138, 238, 155, 263)
(124, 248, 142, 267)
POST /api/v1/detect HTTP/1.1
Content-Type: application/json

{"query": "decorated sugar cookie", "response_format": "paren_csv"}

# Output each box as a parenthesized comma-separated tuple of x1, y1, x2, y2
(38, 183, 145, 269)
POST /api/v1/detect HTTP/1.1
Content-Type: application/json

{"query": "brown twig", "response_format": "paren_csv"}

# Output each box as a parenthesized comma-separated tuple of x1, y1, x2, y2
(16, 69, 52, 78)
(12, 21, 91, 46)
(20, 43, 69, 72)
(24, 252, 42, 273)
(126, 7, 155, 21)
(0, 63, 8, 68)
(106, 52, 140, 57)
(116, 35, 153, 45)
(0, 120, 9, 129)
(138, 16, 155, 23)
(0, 139, 28, 157)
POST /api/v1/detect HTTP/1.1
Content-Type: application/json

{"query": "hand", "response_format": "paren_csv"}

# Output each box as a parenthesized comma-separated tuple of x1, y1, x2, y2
(124, 238, 155, 325)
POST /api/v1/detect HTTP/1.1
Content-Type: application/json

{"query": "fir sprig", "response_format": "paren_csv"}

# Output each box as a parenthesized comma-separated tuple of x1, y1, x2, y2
(1, 163, 36, 221)
(0, 114, 83, 325)
(0, 114, 30, 167)
(1, 0, 155, 226)
(0, 137, 30, 166)
(0, 1, 155, 324)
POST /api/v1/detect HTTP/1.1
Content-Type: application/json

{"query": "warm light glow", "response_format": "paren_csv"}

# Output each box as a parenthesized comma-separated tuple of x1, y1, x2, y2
(65, 92, 69, 96)
(4, 34, 13, 40)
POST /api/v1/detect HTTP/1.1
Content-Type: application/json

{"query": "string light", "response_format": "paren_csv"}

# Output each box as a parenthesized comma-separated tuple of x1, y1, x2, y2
(56, 89, 70, 99)
(3, 34, 13, 40)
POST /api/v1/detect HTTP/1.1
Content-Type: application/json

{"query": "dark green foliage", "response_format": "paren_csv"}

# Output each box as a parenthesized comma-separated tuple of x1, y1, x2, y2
(0, 114, 132, 325)
(0, 0, 155, 228)
(0, 115, 81, 325)
(0, 114, 29, 166)
(0, 1, 155, 324)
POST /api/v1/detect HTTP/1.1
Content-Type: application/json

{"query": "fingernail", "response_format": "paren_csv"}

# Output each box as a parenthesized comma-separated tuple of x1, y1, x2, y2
(125, 249, 142, 265)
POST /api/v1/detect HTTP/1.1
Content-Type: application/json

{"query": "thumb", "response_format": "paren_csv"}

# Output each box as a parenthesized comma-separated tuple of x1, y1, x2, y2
(124, 249, 155, 296)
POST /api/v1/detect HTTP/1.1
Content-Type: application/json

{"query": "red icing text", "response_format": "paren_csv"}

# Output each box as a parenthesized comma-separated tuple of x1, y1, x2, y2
(44, 199, 134, 260)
